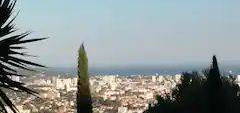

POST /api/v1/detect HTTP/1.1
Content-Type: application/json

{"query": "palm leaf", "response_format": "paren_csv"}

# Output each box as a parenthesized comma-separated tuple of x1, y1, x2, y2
(0, 0, 46, 112)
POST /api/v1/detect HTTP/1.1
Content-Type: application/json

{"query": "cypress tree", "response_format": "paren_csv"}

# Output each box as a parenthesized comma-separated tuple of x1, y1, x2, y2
(204, 55, 224, 113)
(77, 44, 93, 113)
(206, 55, 222, 88)
(144, 55, 240, 113)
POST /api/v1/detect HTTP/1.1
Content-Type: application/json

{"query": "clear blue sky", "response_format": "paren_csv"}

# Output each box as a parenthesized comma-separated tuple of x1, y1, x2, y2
(15, 0, 240, 67)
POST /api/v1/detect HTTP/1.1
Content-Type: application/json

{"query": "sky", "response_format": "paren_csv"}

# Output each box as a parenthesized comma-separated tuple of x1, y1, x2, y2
(14, 0, 240, 67)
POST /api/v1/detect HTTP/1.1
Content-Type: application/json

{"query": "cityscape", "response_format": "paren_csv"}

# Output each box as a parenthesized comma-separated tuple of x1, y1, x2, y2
(0, 0, 240, 113)
(7, 72, 240, 113)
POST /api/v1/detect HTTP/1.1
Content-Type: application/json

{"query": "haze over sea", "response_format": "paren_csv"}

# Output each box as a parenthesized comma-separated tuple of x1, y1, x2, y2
(44, 62, 240, 76)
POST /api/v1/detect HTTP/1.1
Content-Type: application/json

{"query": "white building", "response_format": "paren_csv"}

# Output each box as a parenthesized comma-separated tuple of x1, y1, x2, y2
(174, 74, 182, 83)
(118, 107, 128, 113)
(55, 78, 76, 91)
(158, 76, 164, 83)
(236, 75, 240, 86)
(152, 76, 157, 82)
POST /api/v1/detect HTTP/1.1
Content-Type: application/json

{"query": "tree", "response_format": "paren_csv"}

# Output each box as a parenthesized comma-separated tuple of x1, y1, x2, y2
(0, 0, 46, 112)
(77, 44, 93, 113)
(204, 55, 224, 113)
(144, 72, 204, 113)
(144, 55, 240, 113)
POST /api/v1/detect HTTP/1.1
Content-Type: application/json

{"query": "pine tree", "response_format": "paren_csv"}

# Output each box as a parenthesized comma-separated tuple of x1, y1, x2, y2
(77, 44, 93, 113)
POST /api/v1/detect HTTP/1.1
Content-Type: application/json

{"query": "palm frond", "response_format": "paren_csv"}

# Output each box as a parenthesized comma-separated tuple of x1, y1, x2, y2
(0, 0, 46, 112)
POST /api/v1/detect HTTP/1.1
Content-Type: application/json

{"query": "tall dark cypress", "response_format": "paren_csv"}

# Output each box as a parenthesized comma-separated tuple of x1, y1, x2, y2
(144, 55, 240, 113)
(77, 44, 93, 113)
(205, 55, 224, 113)
(207, 55, 221, 84)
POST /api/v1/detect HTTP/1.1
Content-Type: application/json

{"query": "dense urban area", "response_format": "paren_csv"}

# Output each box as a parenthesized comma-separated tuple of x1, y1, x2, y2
(7, 72, 240, 113)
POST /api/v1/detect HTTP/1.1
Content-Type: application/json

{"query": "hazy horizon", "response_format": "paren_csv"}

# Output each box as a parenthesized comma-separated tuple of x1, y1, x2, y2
(40, 61, 240, 76)
(15, 0, 240, 67)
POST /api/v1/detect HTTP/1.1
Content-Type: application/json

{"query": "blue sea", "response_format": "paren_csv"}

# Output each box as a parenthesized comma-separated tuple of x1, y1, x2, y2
(44, 64, 240, 76)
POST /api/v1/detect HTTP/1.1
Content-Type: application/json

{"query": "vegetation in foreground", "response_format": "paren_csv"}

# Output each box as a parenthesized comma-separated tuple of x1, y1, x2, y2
(1, 0, 240, 113)
(77, 44, 93, 113)
(0, 0, 46, 112)
(144, 56, 240, 113)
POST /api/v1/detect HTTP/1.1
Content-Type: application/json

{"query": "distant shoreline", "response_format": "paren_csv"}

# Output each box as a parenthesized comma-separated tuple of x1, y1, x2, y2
(38, 64, 240, 76)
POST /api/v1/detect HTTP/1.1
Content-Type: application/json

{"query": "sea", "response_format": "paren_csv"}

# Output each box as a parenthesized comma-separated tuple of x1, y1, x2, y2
(43, 64, 240, 76)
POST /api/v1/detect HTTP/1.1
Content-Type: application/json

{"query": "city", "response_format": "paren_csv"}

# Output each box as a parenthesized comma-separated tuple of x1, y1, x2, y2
(7, 73, 240, 113)
(0, 0, 239, 113)
(7, 73, 183, 113)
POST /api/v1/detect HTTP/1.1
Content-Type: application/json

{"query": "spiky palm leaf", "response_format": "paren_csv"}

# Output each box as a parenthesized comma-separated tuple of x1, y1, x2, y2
(0, 0, 46, 112)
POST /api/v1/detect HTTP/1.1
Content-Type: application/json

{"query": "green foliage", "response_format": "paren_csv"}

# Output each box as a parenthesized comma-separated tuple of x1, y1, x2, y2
(0, 0, 46, 113)
(77, 44, 93, 113)
(145, 95, 177, 113)
(144, 56, 240, 113)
